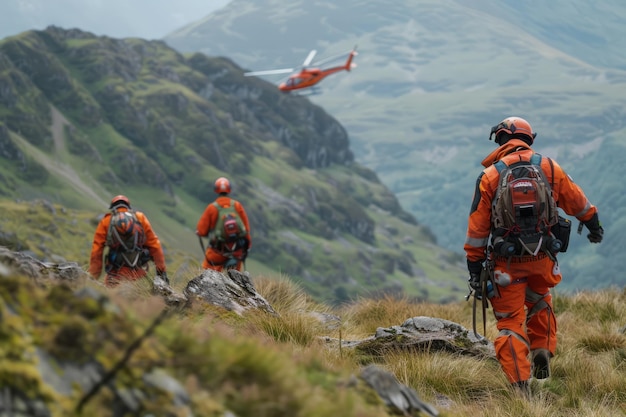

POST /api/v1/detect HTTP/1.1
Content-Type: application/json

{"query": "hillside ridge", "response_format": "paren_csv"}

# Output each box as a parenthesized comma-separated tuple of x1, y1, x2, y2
(0, 27, 467, 304)
(163, 0, 626, 292)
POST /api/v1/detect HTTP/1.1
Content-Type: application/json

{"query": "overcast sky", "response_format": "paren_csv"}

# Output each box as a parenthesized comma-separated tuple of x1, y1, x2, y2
(0, 0, 231, 40)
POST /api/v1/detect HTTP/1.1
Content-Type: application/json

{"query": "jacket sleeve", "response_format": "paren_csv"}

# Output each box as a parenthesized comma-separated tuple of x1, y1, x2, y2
(235, 201, 252, 249)
(196, 203, 218, 237)
(464, 170, 493, 262)
(89, 215, 110, 278)
(137, 212, 166, 273)
(548, 159, 598, 222)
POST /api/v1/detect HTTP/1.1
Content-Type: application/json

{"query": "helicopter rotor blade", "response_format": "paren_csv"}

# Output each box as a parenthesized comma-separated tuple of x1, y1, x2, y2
(244, 68, 295, 76)
(310, 48, 355, 67)
(302, 49, 317, 67)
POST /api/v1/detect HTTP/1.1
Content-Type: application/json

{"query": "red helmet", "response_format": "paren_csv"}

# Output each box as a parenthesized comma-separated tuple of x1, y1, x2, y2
(214, 177, 231, 194)
(489, 117, 536, 145)
(109, 194, 131, 209)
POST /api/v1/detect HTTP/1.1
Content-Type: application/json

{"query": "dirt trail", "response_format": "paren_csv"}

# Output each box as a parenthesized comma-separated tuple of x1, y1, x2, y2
(16, 107, 108, 207)
(51, 107, 67, 153)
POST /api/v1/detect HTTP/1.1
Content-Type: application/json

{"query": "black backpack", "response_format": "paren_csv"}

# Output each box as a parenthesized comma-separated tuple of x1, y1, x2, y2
(491, 153, 560, 256)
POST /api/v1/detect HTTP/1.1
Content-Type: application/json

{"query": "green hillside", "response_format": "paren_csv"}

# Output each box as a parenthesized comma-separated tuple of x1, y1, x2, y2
(0, 27, 467, 304)
(164, 0, 626, 292)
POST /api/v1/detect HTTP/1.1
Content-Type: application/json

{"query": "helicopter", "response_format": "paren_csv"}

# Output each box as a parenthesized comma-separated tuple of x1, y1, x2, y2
(244, 46, 358, 93)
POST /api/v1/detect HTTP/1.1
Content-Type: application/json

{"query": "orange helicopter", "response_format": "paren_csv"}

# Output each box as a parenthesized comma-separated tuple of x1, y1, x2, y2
(244, 46, 358, 93)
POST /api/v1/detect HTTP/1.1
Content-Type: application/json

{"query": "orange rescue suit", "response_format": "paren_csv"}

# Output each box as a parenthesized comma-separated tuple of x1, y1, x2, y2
(464, 139, 598, 384)
(196, 196, 252, 272)
(89, 207, 166, 287)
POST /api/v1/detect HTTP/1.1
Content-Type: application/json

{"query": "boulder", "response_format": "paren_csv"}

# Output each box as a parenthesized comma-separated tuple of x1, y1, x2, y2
(184, 268, 277, 316)
(0, 245, 87, 282)
(351, 316, 495, 359)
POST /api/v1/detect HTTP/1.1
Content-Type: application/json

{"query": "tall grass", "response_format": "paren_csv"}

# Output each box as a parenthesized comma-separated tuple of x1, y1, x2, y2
(231, 280, 626, 416)
(7, 266, 626, 416)
(244, 284, 626, 416)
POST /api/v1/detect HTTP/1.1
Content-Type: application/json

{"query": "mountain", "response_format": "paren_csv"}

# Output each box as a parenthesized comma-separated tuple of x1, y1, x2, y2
(163, 0, 626, 291)
(0, 26, 466, 304)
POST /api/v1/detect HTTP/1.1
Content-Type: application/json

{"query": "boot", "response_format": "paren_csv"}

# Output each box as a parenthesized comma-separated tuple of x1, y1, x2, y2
(532, 349, 551, 379)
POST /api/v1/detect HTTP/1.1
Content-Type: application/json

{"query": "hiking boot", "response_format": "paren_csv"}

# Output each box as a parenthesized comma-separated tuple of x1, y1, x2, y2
(532, 349, 551, 379)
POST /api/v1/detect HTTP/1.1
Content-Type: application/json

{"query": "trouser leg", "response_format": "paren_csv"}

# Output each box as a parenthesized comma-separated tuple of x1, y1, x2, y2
(491, 256, 560, 383)
(490, 275, 531, 384)
(525, 288, 557, 354)
(526, 286, 556, 379)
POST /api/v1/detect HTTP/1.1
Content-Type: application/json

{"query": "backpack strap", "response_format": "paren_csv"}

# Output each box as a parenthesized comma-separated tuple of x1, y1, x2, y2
(530, 153, 542, 166)
(105, 208, 125, 248)
(494, 160, 506, 174)
(495, 152, 543, 174)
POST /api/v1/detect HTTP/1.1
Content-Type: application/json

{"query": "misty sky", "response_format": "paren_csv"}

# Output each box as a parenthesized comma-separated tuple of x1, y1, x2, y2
(0, 0, 231, 40)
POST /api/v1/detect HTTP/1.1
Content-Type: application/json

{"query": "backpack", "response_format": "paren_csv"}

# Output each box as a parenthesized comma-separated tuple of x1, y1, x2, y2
(105, 209, 147, 268)
(211, 200, 247, 250)
(491, 153, 559, 257)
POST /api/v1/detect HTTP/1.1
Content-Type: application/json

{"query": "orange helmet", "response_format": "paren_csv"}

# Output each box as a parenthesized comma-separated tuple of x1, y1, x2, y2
(489, 117, 536, 145)
(109, 194, 131, 209)
(214, 177, 231, 194)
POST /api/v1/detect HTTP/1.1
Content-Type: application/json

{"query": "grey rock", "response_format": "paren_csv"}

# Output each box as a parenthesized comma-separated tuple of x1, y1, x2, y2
(360, 365, 438, 417)
(0, 246, 87, 282)
(143, 369, 190, 407)
(348, 316, 494, 359)
(184, 268, 277, 316)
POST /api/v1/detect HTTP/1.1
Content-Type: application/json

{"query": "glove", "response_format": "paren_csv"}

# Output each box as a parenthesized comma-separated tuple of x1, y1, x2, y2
(156, 270, 170, 285)
(583, 213, 604, 244)
(467, 259, 484, 291)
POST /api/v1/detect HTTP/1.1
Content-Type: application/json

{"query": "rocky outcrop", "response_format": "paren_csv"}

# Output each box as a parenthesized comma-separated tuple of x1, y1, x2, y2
(185, 54, 354, 170)
(331, 316, 495, 360)
(183, 268, 277, 315)
(0, 245, 87, 282)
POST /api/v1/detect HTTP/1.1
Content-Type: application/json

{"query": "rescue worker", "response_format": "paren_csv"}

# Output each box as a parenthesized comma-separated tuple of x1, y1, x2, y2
(196, 177, 252, 272)
(464, 117, 603, 391)
(89, 195, 168, 287)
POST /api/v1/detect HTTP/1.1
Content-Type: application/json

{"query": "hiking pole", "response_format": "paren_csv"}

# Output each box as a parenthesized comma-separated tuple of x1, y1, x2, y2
(470, 281, 487, 341)
(471, 292, 480, 339)
(480, 275, 488, 338)
(198, 235, 206, 258)
(465, 275, 479, 338)
(470, 259, 492, 341)
(477, 255, 499, 340)
(467, 280, 483, 340)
